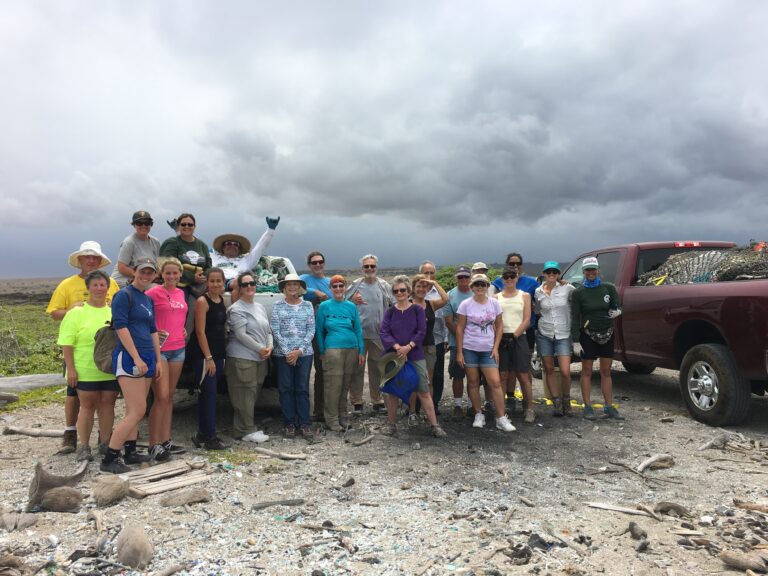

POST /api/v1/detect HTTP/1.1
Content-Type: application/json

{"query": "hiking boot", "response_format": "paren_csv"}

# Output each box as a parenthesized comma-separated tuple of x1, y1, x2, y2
(505, 397, 517, 416)
(191, 433, 205, 448)
(562, 397, 573, 417)
(100, 457, 131, 474)
(495, 415, 516, 432)
(352, 404, 364, 416)
(552, 397, 563, 417)
(283, 424, 296, 438)
(124, 450, 152, 464)
(59, 430, 77, 454)
(583, 404, 596, 420)
(408, 413, 419, 428)
(472, 412, 486, 429)
(452, 406, 464, 420)
(523, 408, 536, 424)
(431, 425, 447, 438)
(204, 437, 230, 450)
(149, 443, 171, 462)
(163, 440, 186, 454)
(380, 422, 397, 436)
(604, 405, 626, 420)
(75, 444, 93, 462)
(372, 403, 386, 415)
(299, 425, 314, 439)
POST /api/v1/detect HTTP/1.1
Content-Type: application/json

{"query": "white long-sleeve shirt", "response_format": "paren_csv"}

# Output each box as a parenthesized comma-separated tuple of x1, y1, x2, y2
(211, 229, 274, 281)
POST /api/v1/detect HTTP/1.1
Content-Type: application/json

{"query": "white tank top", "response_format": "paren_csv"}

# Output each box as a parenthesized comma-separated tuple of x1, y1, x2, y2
(496, 291, 525, 333)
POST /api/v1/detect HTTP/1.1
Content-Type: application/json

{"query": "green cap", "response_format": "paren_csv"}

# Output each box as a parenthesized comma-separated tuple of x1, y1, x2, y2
(542, 260, 560, 273)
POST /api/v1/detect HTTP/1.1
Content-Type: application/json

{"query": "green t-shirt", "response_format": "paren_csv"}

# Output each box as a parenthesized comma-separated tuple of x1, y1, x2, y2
(57, 303, 114, 381)
(570, 282, 620, 339)
(159, 235, 212, 287)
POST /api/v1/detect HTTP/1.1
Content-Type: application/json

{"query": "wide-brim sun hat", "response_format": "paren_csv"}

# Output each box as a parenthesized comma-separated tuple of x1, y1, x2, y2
(213, 233, 251, 255)
(542, 260, 561, 273)
(68, 241, 111, 269)
(278, 273, 307, 292)
(582, 256, 600, 270)
(377, 351, 407, 386)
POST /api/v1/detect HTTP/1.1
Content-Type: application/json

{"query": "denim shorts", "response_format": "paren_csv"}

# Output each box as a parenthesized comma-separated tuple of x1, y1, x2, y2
(462, 348, 498, 369)
(536, 333, 573, 358)
(161, 347, 186, 363)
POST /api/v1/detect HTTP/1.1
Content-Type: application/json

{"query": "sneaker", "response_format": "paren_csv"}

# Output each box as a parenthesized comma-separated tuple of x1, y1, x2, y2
(604, 405, 626, 420)
(149, 443, 171, 462)
(125, 450, 152, 464)
(163, 440, 186, 454)
(495, 415, 516, 432)
(562, 397, 573, 417)
(299, 425, 314, 439)
(59, 430, 77, 454)
(100, 457, 131, 474)
(583, 404, 596, 420)
(204, 437, 230, 450)
(380, 422, 397, 436)
(431, 425, 448, 438)
(552, 397, 563, 417)
(353, 404, 364, 416)
(523, 408, 536, 424)
(283, 425, 296, 438)
(191, 433, 204, 448)
(242, 431, 270, 443)
(372, 403, 387, 415)
(472, 412, 486, 428)
(452, 406, 464, 420)
(75, 444, 93, 462)
(408, 413, 419, 428)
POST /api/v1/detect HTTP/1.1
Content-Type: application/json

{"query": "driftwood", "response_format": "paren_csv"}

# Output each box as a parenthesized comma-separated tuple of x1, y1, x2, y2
(40, 487, 83, 512)
(352, 435, 375, 447)
(585, 502, 656, 519)
(734, 498, 768, 514)
(719, 549, 766, 572)
(251, 498, 305, 511)
(3, 426, 64, 438)
(87, 510, 105, 533)
(636, 454, 674, 473)
(654, 501, 693, 518)
(609, 460, 683, 485)
(159, 487, 211, 507)
(250, 446, 307, 460)
(297, 523, 349, 533)
(27, 461, 88, 511)
(0, 392, 19, 405)
(699, 433, 733, 451)
(156, 562, 190, 576)
(543, 521, 587, 556)
(116, 524, 154, 569)
(519, 496, 536, 508)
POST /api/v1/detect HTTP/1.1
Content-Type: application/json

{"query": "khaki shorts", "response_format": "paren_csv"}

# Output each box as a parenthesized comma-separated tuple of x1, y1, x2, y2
(423, 345, 437, 373)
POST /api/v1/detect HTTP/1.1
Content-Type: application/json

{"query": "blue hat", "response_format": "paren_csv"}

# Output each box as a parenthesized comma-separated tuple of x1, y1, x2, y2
(542, 260, 560, 273)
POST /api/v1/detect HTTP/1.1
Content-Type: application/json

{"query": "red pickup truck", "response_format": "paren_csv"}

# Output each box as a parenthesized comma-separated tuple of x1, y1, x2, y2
(560, 241, 768, 426)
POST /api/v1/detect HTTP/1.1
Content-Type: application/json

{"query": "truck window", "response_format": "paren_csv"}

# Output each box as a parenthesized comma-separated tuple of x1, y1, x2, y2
(595, 251, 620, 283)
(562, 260, 587, 286)
(634, 247, 723, 284)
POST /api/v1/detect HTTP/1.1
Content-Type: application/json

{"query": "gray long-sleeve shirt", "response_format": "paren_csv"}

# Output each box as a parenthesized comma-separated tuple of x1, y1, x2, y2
(226, 299, 273, 362)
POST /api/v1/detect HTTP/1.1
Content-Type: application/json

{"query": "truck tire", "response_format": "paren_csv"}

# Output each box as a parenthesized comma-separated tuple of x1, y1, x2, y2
(622, 362, 656, 375)
(679, 343, 751, 426)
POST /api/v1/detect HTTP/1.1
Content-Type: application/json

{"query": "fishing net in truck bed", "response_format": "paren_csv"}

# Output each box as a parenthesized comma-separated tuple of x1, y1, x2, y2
(250, 256, 292, 292)
(638, 247, 768, 285)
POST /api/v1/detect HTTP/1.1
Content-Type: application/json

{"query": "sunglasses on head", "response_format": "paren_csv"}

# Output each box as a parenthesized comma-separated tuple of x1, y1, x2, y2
(239, 281, 257, 287)
(310, 260, 324, 265)
(363, 264, 377, 270)
(134, 220, 153, 226)
(393, 287, 408, 294)
(179, 222, 195, 228)
(502, 273, 517, 280)
(331, 283, 345, 289)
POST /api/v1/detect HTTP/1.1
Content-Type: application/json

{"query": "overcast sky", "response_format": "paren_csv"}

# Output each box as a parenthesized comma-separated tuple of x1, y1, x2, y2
(2, 1, 766, 278)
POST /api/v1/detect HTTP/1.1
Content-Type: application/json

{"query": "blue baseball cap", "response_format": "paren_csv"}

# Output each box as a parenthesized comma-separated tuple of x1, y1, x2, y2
(542, 260, 560, 273)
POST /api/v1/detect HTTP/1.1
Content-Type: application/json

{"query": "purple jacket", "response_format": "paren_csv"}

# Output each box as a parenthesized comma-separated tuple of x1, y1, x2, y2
(379, 304, 427, 361)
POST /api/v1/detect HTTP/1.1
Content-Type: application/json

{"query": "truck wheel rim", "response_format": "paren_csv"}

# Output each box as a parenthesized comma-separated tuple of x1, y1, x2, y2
(687, 361, 718, 411)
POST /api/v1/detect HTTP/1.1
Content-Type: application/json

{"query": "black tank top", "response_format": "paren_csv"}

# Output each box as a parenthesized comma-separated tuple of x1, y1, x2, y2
(423, 302, 435, 346)
(190, 294, 228, 359)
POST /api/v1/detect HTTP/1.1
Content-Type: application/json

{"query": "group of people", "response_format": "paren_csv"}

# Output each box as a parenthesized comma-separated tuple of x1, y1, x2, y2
(49, 209, 624, 474)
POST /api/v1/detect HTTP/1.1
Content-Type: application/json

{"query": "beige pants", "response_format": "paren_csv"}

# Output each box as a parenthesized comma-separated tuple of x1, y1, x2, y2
(322, 348, 358, 430)
(225, 357, 268, 438)
(350, 338, 384, 406)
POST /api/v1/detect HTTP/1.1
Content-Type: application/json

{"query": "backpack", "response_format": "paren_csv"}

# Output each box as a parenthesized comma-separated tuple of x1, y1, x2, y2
(93, 288, 132, 374)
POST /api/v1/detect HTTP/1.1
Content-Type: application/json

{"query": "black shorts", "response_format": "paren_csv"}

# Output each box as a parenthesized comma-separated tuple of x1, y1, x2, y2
(579, 331, 615, 360)
(448, 346, 466, 379)
(498, 334, 531, 373)
(76, 380, 120, 393)
(525, 328, 536, 351)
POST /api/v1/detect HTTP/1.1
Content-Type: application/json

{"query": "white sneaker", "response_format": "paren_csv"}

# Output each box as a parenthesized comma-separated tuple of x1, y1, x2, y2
(242, 431, 270, 443)
(495, 415, 516, 432)
(472, 412, 486, 428)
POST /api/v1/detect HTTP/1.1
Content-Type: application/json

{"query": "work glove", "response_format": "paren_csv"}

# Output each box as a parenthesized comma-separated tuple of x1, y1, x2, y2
(266, 216, 280, 230)
(572, 342, 583, 360)
(608, 308, 622, 319)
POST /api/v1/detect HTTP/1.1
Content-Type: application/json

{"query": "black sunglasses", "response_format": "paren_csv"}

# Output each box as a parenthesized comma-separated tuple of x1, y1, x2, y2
(179, 222, 195, 227)
(134, 220, 153, 226)
(472, 282, 489, 288)
(363, 264, 377, 270)
(310, 260, 325, 265)
(239, 281, 257, 287)
(223, 241, 240, 247)
(393, 287, 408, 294)
(502, 274, 517, 280)
(544, 269, 559, 275)
(331, 283, 345, 288)
(507, 262, 521, 267)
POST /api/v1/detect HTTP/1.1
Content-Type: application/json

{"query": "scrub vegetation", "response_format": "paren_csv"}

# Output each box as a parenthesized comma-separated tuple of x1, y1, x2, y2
(0, 303, 61, 377)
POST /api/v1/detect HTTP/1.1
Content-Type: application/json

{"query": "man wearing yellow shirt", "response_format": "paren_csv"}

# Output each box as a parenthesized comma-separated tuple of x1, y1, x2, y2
(47, 241, 119, 453)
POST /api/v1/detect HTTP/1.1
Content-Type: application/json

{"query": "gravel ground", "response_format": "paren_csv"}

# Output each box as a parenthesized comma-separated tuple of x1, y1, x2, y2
(1, 364, 767, 575)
